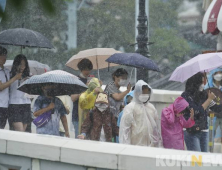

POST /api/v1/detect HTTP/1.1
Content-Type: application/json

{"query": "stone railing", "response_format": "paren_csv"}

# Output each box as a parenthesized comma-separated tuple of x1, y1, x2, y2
(0, 130, 222, 170)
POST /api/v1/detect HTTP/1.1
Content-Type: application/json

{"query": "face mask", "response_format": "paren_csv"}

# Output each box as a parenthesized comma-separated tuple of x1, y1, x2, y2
(139, 94, 150, 103)
(214, 74, 222, 81)
(95, 103, 108, 112)
(199, 84, 205, 92)
(118, 79, 127, 86)
(79, 73, 87, 79)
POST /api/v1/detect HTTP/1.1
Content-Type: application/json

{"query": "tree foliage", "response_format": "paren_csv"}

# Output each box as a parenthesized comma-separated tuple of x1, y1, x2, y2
(0, 0, 191, 75)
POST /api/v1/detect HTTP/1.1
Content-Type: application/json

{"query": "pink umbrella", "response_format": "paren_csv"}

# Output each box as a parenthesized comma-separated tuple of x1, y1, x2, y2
(169, 52, 222, 82)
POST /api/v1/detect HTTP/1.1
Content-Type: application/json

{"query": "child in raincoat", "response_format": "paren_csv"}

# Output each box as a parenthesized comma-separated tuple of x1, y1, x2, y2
(116, 91, 134, 143)
(78, 92, 119, 142)
(78, 78, 102, 134)
(119, 80, 162, 147)
(161, 97, 195, 150)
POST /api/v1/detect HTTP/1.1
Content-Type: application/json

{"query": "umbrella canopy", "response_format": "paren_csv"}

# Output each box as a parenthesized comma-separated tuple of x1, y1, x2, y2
(202, 0, 222, 35)
(66, 48, 120, 70)
(0, 28, 53, 49)
(4, 60, 50, 75)
(169, 52, 222, 82)
(106, 53, 160, 72)
(203, 0, 213, 11)
(18, 70, 87, 96)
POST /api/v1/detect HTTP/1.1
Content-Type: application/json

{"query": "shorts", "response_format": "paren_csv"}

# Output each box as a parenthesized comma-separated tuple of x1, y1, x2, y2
(8, 104, 31, 124)
(0, 107, 8, 129)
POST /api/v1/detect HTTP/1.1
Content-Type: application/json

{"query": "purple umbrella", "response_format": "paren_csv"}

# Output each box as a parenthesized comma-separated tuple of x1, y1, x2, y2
(169, 52, 222, 82)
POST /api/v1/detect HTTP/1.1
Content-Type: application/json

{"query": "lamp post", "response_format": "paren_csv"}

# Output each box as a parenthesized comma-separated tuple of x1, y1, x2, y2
(136, 0, 150, 82)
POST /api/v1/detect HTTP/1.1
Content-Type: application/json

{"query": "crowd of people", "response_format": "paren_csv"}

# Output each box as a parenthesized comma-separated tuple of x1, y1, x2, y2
(1, 45, 222, 153)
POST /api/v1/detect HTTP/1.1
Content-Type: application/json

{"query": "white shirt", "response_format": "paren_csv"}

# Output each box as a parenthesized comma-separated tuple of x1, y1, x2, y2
(9, 79, 31, 105)
(0, 67, 10, 108)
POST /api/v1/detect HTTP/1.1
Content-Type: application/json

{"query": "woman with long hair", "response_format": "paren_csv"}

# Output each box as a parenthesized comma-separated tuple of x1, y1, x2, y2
(182, 72, 222, 152)
(8, 54, 31, 131)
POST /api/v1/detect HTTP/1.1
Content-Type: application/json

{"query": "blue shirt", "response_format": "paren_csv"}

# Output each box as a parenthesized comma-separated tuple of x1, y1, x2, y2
(33, 96, 67, 136)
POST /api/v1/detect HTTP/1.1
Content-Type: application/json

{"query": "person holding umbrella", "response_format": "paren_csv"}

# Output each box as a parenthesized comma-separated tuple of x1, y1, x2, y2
(104, 68, 131, 119)
(33, 84, 70, 137)
(17, 70, 88, 137)
(182, 72, 222, 152)
(0, 46, 22, 129)
(71, 58, 93, 138)
(8, 54, 31, 132)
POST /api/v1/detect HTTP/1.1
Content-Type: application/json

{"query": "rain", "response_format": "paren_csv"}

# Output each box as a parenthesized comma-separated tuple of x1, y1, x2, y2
(0, 0, 222, 169)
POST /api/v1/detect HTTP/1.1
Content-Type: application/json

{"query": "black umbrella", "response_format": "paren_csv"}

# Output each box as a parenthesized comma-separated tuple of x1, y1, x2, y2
(106, 53, 160, 72)
(18, 70, 88, 96)
(0, 28, 53, 49)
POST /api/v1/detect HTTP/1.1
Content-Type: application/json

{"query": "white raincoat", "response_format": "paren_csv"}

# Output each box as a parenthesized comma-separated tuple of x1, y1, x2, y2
(119, 80, 162, 147)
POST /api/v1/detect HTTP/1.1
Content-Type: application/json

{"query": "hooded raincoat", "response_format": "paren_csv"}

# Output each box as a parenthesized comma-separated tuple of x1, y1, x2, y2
(119, 80, 162, 147)
(81, 93, 119, 142)
(78, 78, 102, 134)
(204, 68, 222, 90)
(161, 97, 195, 150)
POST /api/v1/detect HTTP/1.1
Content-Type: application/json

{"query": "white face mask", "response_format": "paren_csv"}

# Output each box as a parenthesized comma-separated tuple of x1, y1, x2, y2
(95, 103, 108, 112)
(79, 73, 87, 79)
(118, 79, 128, 86)
(139, 94, 150, 103)
(199, 84, 205, 91)
(214, 74, 222, 81)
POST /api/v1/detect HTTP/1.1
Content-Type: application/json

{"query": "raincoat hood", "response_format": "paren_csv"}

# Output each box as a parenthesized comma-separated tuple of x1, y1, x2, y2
(87, 78, 102, 93)
(133, 80, 153, 104)
(124, 91, 134, 106)
(205, 68, 222, 90)
(161, 96, 194, 150)
(162, 97, 189, 126)
(173, 96, 189, 115)
(95, 92, 109, 105)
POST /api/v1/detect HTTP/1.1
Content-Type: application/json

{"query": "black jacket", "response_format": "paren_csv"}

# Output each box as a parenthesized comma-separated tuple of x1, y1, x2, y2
(182, 91, 222, 134)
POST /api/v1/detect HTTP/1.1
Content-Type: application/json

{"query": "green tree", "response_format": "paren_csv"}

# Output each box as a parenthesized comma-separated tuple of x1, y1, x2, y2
(149, 0, 190, 63)
(0, 0, 74, 70)
(77, 0, 190, 67)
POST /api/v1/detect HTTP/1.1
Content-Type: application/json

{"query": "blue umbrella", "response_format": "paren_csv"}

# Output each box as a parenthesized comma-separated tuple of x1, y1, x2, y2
(18, 71, 88, 96)
(106, 53, 160, 72)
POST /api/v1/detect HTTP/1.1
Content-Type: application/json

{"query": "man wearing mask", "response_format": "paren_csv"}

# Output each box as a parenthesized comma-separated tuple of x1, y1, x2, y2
(78, 93, 119, 142)
(119, 80, 162, 147)
(0, 46, 22, 129)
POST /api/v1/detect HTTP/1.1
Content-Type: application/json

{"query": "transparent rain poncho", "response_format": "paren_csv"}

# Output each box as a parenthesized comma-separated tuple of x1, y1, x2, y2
(119, 80, 162, 147)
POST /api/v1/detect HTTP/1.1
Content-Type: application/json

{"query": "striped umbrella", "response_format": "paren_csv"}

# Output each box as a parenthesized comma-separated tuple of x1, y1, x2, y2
(18, 70, 87, 96)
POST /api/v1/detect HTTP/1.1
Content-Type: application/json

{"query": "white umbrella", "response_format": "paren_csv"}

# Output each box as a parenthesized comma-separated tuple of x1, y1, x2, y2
(4, 60, 50, 75)
(203, 0, 213, 11)
(65, 48, 121, 79)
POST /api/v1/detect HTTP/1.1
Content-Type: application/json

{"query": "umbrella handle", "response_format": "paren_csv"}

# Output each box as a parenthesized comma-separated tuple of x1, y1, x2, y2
(129, 68, 135, 83)
(204, 70, 211, 90)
